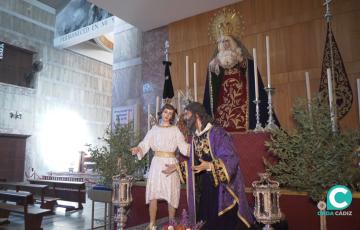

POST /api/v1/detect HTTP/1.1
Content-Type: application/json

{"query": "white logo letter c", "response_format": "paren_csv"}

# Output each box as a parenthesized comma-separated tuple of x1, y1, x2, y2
(329, 187, 348, 209)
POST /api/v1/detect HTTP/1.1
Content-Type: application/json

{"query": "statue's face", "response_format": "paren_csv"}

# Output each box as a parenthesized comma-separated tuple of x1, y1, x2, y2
(217, 35, 240, 69)
(218, 35, 235, 51)
(161, 108, 174, 123)
(220, 37, 231, 50)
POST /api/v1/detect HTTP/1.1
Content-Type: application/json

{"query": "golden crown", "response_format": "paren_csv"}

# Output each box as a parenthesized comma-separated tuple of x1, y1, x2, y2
(208, 8, 245, 42)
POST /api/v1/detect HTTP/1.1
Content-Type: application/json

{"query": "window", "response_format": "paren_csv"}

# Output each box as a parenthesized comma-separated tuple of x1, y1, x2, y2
(0, 41, 35, 88)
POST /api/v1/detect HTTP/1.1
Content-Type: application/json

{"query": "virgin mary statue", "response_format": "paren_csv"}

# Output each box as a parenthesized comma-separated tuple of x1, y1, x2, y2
(203, 8, 279, 132)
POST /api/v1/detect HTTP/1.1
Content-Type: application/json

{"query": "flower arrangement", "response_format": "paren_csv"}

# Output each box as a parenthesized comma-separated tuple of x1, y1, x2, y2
(162, 209, 204, 230)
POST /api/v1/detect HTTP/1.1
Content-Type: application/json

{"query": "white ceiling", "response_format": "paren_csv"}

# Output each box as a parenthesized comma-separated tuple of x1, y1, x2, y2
(37, 0, 70, 13)
(88, 0, 242, 31)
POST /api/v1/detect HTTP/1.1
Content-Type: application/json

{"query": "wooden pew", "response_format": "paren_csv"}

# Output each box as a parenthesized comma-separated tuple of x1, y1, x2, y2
(0, 181, 59, 212)
(28, 179, 86, 211)
(0, 190, 51, 230)
(0, 182, 46, 204)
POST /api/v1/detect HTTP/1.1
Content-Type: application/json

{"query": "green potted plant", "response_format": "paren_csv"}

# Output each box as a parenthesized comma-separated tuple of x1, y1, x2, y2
(265, 98, 360, 202)
(86, 122, 146, 187)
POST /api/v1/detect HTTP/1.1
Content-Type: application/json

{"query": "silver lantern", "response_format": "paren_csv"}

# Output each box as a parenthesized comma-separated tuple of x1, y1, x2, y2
(252, 173, 281, 230)
(112, 172, 134, 230)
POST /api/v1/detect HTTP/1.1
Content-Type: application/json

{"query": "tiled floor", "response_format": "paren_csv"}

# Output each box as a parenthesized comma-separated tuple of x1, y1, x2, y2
(0, 199, 111, 230)
(0, 199, 168, 230)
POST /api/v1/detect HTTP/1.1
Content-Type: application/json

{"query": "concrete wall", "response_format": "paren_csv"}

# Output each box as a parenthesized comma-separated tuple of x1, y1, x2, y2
(0, 0, 112, 175)
(112, 21, 143, 133)
(112, 22, 169, 136)
(141, 26, 168, 133)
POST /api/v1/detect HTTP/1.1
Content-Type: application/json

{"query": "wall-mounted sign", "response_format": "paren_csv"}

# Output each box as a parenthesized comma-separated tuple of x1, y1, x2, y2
(112, 105, 140, 133)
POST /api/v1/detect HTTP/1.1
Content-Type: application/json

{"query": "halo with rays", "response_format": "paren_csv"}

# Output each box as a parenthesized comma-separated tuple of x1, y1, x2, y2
(208, 7, 245, 43)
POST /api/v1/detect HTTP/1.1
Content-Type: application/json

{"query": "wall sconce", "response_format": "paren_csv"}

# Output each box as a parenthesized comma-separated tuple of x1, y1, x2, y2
(9, 111, 22, 119)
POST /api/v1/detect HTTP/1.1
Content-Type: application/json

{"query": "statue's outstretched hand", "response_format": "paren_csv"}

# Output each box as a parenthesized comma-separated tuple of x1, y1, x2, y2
(130, 147, 141, 155)
(162, 164, 177, 176)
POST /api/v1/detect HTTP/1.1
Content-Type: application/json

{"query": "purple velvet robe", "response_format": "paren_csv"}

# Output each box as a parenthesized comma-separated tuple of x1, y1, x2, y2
(186, 126, 254, 227)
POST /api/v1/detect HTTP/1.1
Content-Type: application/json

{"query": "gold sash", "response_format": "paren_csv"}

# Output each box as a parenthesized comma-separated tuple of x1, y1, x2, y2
(155, 151, 176, 158)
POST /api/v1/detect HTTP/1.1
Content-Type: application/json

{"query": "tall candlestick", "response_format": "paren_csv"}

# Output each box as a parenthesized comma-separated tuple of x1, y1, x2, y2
(155, 96, 160, 121)
(327, 68, 333, 108)
(147, 104, 151, 131)
(193, 62, 198, 102)
(185, 56, 189, 98)
(177, 91, 181, 114)
(357, 79, 360, 126)
(164, 40, 169, 62)
(305, 72, 311, 103)
(252, 48, 259, 100)
(266, 36, 271, 88)
(327, 68, 336, 132)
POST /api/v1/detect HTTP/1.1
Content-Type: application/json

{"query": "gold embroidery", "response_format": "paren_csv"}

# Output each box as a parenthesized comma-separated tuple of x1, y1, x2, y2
(213, 159, 230, 183)
(216, 77, 247, 130)
(175, 161, 188, 184)
(194, 137, 210, 158)
(183, 162, 188, 183)
(224, 67, 239, 75)
(210, 163, 219, 187)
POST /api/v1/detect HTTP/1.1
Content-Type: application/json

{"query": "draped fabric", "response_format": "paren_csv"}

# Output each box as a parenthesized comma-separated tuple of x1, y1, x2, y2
(319, 23, 352, 119)
(162, 61, 175, 101)
(214, 68, 248, 132)
(204, 59, 280, 132)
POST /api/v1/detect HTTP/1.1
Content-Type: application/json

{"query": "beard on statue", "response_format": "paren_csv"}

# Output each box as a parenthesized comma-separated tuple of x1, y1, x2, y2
(217, 50, 239, 69)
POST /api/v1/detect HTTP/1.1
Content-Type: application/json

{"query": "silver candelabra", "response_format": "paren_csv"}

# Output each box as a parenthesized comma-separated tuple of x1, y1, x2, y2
(253, 99, 264, 132)
(264, 87, 278, 131)
(112, 172, 134, 230)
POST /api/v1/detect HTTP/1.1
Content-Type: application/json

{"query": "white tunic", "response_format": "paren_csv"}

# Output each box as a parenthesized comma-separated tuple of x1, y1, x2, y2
(137, 125, 189, 208)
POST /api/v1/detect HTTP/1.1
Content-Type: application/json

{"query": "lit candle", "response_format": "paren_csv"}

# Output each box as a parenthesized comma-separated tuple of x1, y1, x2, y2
(327, 68, 333, 108)
(193, 62, 198, 102)
(327, 68, 335, 130)
(305, 72, 311, 104)
(155, 96, 160, 120)
(177, 91, 181, 114)
(185, 56, 189, 98)
(147, 104, 151, 131)
(252, 48, 259, 100)
(266, 36, 271, 88)
(357, 79, 360, 125)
